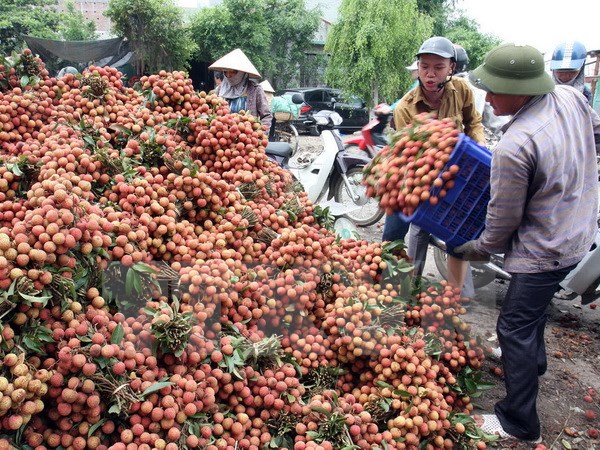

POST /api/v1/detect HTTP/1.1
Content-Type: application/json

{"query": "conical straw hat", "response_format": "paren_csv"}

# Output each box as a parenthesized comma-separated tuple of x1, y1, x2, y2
(209, 48, 261, 79)
(259, 80, 274, 93)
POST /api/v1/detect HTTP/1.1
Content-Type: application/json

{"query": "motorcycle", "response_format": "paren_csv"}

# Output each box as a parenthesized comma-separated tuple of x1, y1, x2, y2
(265, 106, 381, 228)
(431, 225, 600, 305)
(430, 236, 510, 289)
(560, 227, 600, 305)
(331, 104, 393, 226)
(343, 104, 393, 159)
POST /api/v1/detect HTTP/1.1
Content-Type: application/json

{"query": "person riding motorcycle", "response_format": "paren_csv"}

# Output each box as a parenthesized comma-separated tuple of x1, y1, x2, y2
(550, 41, 592, 105)
(370, 103, 393, 147)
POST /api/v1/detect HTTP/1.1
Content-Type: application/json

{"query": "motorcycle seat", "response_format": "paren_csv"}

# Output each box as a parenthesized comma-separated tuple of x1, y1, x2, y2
(266, 141, 293, 157)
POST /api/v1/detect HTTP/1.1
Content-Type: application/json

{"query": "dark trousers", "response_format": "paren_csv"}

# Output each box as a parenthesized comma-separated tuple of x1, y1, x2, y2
(495, 264, 576, 440)
(382, 213, 410, 243)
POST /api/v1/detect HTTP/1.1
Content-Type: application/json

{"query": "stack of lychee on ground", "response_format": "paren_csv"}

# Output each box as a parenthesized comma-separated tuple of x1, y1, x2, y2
(0, 50, 492, 450)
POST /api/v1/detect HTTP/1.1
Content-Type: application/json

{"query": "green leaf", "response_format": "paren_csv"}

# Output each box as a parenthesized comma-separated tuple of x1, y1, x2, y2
(20, 75, 30, 87)
(109, 124, 132, 135)
(19, 292, 51, 307)
(393, 389, 412, 399)
(142, 306, 156, 316)
(88, 419, 105, 437)
(22, 336, 42, 354)
(140, 381, 173, 398)
(83, 135, 96, 148)
(7, 163, 23, 177)
(562, 439, 572, 449)
(132, 262, 158, 274)
(132, 273, 143, 296)
(310, 406, 331, 416)
(108, 404, 121, 415)
(111, 324, 124, 344)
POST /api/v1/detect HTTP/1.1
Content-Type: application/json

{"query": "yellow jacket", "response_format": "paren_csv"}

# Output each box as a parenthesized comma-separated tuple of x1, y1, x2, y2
(393, 77, 485, 144)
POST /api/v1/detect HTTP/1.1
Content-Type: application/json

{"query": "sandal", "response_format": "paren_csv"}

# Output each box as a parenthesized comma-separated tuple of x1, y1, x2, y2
(553, 288, 578, 301)
(488, 347, 502, 361)
(477, 414, 542, 444)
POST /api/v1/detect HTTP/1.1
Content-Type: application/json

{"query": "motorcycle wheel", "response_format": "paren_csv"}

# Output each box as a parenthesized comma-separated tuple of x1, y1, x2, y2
(273, 122, 299, 154)
(432, 246, 497, 289)
(332, 165, 384, 227)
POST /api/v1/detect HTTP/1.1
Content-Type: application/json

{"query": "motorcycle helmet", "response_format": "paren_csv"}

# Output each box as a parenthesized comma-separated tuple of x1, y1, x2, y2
(416, 37, 456, 60)
(550, 41, 587, 70)
(453, 44, 469, 74)
(469, 43, 554, 95)
(373, 103, 392, 117)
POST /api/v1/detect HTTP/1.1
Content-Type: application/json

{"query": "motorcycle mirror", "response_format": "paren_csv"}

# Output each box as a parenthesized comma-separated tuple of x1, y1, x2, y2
(291, 93, 304, 104)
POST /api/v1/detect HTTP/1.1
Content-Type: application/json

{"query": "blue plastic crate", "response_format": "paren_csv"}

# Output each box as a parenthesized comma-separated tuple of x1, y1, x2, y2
(398, 133, 492, 248)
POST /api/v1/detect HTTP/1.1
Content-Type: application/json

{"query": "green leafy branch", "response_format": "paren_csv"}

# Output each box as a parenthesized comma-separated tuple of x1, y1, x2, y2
(144, 296, 195, 358)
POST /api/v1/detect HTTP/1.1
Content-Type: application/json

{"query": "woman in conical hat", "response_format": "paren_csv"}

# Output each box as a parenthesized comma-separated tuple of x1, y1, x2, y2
(259, 80, 275, 107)
(209, 48, 272, 132)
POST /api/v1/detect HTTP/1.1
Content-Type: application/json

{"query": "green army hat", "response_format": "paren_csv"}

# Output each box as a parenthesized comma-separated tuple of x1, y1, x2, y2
(469, 43, 554, 95)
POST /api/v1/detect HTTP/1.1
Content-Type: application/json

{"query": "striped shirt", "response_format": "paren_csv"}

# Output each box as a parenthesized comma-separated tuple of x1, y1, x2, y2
(474, 85, 600, 273)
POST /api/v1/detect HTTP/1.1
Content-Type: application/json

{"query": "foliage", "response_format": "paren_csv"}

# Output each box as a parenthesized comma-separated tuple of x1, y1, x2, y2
(58, 1, 97, 41)
(445, 15, 501, 70)
(189, 0, 271, 74)
(417, 0, 456, 36)
(0, 0, 60, 54)
(144, 296, 195, 358)
(262, 0, 321, 88)
(324, 0, 433, 106)
(189, 0, 320, 90)
(105, 0, 197, 74)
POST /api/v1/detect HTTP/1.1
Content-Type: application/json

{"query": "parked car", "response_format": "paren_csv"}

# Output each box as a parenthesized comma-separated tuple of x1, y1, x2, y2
(275, 87, 369, 135)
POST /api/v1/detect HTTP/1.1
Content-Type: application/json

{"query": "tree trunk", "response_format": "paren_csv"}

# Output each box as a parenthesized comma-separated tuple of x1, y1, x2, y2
(372, 81, 379, 118)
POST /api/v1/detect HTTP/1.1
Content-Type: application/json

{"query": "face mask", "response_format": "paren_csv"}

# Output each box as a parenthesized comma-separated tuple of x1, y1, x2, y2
(225, 71, 246, 86)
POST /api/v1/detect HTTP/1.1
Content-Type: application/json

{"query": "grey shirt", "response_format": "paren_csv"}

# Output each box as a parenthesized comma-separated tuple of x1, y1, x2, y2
(474, 85, 600, 273)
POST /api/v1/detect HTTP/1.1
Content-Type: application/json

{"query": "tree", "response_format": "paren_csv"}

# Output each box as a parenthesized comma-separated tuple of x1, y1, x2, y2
(262, 0, 321, 88)
(188, 0, 320, 90)
(416, 0, 455, 36)
(0, 0, 60, 55)
(325, 0, 433, 106)
(58, 1, 97, 41)
(105, 0, 198, 74)
(446, 15, 500, 70)
(189, 0, 271, 75)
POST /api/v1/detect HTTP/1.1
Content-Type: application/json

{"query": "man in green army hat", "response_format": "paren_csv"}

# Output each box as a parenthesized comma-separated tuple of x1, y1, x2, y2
(455, 43, 600, 443)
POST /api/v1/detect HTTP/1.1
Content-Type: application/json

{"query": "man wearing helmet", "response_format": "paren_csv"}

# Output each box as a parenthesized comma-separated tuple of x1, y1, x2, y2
(550, 41, 592, 105)
(383, 36, 485, 298)
(456, 43, 600, 443)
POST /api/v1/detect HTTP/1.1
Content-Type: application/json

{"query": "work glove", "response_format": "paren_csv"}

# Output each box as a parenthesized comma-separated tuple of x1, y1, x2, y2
(454, 240, 491, 262)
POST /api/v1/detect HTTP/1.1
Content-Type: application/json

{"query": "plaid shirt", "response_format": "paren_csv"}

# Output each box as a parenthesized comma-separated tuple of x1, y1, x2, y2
(474, 85, 600, 273)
